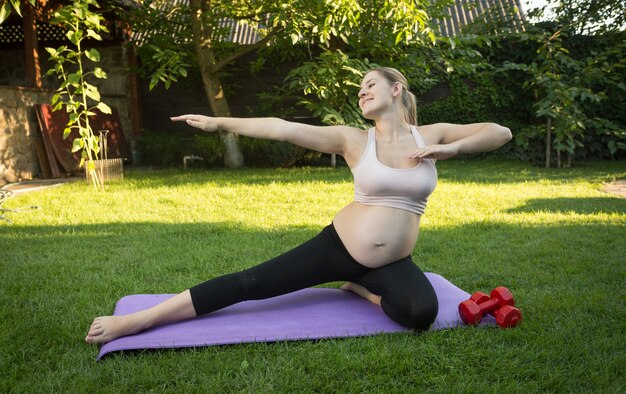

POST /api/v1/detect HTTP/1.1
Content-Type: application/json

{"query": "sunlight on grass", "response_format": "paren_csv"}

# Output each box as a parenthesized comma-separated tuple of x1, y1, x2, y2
(427, 180, 624, 228)
(4, 161, 623, 230)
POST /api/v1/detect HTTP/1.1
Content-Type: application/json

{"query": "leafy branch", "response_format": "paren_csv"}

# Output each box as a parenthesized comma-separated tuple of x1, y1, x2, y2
(44, 0, 111, 189)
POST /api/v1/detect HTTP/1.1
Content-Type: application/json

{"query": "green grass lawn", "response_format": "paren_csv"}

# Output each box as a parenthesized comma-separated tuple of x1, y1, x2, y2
(1, 159, 625, 392)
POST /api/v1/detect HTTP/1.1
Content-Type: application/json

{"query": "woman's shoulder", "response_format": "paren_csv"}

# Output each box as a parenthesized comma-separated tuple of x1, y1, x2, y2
(414, 123, 443, 145)
(340, 126, 370, 166)
(335, 125, 370, 133)
(414, 123, 442, 133)
(345, 126, 371, 142)
(329, 125, 369, 140)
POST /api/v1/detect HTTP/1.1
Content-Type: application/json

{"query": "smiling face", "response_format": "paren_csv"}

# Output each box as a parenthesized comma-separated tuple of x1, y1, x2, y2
(358, 71, 400, 121)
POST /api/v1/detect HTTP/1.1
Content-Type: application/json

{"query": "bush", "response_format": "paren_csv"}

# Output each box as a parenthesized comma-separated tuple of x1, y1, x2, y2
(239, 137, 306, 167)
(138, 129, 325, 168)
(139, 129, 223, 168)
(191, 134, 223, 166)
(139, 130, 187, 167)
(416, 31, 626, 164)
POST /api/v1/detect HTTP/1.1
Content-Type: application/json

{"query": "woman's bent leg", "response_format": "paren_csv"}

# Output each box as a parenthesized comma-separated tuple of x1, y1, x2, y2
(353, 257, 438, 331)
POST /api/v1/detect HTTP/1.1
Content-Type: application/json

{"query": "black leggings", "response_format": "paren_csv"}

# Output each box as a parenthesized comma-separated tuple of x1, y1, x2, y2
(189, 224, 438, 330)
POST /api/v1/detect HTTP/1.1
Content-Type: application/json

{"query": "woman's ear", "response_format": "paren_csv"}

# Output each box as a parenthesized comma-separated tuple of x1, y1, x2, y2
(392, 81, 403, 97)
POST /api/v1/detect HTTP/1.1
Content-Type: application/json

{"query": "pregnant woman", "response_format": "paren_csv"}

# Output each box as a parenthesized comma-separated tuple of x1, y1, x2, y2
(86, 67, 511, 343)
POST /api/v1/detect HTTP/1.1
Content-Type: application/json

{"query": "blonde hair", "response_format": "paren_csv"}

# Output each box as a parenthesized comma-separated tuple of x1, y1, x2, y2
(368, 67, 418, 125)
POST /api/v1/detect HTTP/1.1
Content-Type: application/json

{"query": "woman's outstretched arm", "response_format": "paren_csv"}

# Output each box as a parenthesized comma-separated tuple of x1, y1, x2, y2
(171, 115, 357, 156)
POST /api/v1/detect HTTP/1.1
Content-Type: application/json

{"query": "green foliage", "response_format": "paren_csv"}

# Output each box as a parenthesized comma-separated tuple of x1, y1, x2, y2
(239, 137, 307, 168)
(418, 73, 513, 125)
(140, 128, 315, 168)
(139, 130, 188, 167)
(125, 0, 451, 92)
(146, 46, 191, 90)
(122, 1, 193, 91)
(500, 29, 626, 167)
(580, 118, 626, 159)
(284, 52, 374, 127)
(528, 0, 625, 35)
(272, 0, 481, 128)
(192, 133, 223, 166)
(398, 27, 625, 165)
(273, 31, 492, 129)
(0, 0, 35, 24)
(124, 0, 624, 167)
(44, 0, 111, 188)
(141, 129, 315, 169)
(140, 129, 223, 168)
(123, 0, 454, 167)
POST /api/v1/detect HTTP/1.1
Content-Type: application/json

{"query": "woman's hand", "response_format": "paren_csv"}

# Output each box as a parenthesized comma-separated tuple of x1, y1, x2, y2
(171, 114, 220, 132)
(408, 143, 459, 161)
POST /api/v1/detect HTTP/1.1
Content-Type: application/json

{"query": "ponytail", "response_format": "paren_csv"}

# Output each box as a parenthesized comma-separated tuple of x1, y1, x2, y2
(402, 90, 418, 126)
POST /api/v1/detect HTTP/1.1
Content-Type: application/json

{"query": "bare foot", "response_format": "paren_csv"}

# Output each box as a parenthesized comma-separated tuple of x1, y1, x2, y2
(85, 315, 145, 344)
(85, 291, 197, 344)
(339, 282, 381, 306)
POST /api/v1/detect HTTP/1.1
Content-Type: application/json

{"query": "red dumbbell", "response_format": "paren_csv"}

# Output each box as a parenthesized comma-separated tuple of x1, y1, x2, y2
(459, 286, 522, 328)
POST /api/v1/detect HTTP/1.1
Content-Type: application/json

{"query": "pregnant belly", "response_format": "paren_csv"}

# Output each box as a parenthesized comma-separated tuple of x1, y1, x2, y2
(332, 202, 421, 268)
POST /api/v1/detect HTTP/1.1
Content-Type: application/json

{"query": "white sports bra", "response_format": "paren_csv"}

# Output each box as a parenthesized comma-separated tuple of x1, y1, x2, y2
(350, 126, 437, 215)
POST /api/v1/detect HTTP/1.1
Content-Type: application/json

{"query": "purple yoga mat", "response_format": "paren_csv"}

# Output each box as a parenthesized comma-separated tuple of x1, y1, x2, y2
(97, 273, 494, 360)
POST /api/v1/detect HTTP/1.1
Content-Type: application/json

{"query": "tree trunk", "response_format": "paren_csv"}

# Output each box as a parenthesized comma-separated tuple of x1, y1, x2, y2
(190, 0, 244, 168)
(557, 149, 561, 168)
(23, 2, 42, 88)
(200, 62, 244, 168)
(545, 118, 552, 168)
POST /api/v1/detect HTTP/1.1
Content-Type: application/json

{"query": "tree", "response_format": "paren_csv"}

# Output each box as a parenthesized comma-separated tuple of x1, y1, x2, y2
(124, 0, 453, 168)
(527, 0, 625, 35)
(496, 0, 626, 167)
(500, 26, 625, 167)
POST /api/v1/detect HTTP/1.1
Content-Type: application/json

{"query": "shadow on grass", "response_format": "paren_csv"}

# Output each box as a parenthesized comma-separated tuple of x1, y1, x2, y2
(3, 219, 624, 293)
(505, 197, 626, 215)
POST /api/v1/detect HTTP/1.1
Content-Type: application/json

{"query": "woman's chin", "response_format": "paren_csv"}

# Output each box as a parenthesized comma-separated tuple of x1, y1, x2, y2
(360, 110, 376, 121)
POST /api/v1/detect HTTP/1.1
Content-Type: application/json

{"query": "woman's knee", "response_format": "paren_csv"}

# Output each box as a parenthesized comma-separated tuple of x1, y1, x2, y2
(234, 268, 267, 299)
(382, 295, 439, 331)
(356, 260, 439, 330)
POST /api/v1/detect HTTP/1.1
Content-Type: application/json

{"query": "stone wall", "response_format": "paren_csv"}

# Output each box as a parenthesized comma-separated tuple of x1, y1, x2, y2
(96, 45, 133, 147)
(0, 45, 132, 186)
(0, 86, 50, 186)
